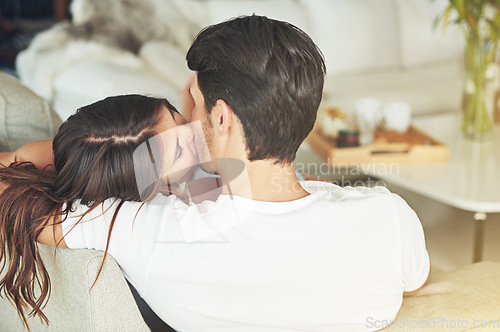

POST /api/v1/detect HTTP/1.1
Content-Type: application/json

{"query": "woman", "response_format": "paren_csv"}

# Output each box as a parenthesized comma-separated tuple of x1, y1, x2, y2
(0, 94, 197, 330)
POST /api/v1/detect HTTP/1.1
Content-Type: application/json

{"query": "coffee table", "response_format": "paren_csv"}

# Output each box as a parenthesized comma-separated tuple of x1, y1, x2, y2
(299, 112, 500, 262)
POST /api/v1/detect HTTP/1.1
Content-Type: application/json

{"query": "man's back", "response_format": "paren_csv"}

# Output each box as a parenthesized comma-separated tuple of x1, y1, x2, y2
(63, 181, 429, 331)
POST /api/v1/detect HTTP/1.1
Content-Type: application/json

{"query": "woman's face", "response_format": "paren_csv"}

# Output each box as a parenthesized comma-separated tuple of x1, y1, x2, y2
(155, 106, 198, 183)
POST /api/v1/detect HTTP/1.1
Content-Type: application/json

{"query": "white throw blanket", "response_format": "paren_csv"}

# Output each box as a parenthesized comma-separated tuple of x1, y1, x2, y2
(16, 0, 205, 103)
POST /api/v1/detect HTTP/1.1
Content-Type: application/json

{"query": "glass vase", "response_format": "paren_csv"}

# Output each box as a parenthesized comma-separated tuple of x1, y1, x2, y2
(461, 36, 499, 140)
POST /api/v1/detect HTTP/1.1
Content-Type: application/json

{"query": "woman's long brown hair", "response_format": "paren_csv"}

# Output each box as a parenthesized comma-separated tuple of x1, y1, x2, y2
(0, 95, 179, 330)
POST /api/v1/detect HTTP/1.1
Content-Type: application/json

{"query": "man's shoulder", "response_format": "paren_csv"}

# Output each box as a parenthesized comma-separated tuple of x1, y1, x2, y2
(300, 180, 392, 201)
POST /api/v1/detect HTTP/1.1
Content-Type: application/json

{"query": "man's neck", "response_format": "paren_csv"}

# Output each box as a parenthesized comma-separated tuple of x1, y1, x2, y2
(219, 159, 308, 202)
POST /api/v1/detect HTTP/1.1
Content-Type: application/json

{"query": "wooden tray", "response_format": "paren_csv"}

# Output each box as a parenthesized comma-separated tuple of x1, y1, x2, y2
(305, 123, 449, 167)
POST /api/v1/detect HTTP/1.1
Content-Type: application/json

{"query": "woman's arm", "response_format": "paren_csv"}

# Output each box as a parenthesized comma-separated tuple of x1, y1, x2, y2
(0, 183, 64, 248)
(0, 140, 53, 168)
(1, 140, 64, 246)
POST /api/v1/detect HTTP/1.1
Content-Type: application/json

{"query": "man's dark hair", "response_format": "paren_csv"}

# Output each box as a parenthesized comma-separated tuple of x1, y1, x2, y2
(187, 15, 326, 163)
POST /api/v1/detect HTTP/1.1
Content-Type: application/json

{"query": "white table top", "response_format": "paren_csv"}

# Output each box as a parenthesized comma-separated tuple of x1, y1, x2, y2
(365, 112, 500, 213)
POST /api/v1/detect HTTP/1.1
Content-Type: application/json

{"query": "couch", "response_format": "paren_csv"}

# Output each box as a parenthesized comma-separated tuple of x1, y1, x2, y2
(0, 244, 150, 332)
(0, 72, 61, 152)
(4, 3, 493, 330)
(16, 0, 465, 121)
(1, 245, 499, 331)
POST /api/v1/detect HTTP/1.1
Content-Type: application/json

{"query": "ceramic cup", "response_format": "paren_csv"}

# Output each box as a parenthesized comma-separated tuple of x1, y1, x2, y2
(383, 102, 412, 133)
(355, 98, 382, 145)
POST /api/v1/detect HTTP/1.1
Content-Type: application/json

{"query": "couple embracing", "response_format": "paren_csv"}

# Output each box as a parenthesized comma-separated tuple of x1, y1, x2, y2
(0, 15, 429, 332)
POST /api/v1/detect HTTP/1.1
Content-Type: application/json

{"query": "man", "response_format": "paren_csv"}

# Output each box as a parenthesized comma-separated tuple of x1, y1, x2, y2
(41, 15, 429, 331)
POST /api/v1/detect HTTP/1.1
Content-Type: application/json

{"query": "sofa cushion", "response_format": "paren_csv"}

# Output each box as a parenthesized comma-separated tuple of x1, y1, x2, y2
(202, 0, 312, 35)
(395, 0, 464, 69)
(52, 61, 181, 121)
(139, 41, 193, 93)
(303, 0, 399, 76)
(0, 244, 149, 331)
(323, 60, 463, 115)
(0, 73, 62, 152)
(382, 261, 500, 331)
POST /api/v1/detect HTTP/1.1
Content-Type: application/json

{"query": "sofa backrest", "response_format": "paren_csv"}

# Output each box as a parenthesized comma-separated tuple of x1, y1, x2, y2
(0, 73, 62, 152)
(304, 0, 400, 75)
(194, 0, 464, 76)
(0, 244, 150, 331)
(395, 0, 464, 69)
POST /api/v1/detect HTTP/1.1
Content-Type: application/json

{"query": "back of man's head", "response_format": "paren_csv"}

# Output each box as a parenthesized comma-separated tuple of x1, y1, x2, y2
(187, 15, 326, 164)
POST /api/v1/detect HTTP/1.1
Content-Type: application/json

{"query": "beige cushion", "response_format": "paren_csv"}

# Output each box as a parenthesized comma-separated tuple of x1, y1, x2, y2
(382, 261, 500, 331)
(52, 60, 181, 121)
(323, 60, 464, 115)
(395, 0, 464, 69)
(304, 0, 399, 75)
(0, 73, 62, 152)
(0, 244, 150, 331)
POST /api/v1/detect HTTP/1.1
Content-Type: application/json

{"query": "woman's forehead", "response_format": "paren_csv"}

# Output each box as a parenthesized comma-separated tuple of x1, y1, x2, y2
(157, 105, 185, 132)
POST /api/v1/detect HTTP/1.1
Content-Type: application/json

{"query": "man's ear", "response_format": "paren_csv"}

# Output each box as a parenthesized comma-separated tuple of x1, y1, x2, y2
(214, 99, 233, 136)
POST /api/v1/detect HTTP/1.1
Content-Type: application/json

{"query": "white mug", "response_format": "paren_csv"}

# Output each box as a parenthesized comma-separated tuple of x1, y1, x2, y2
(383, 102, 412, 133)
(355, 98, 382, 145)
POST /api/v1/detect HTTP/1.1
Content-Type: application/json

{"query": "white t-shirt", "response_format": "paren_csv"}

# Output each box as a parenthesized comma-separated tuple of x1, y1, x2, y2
(62, 181, 429, 332)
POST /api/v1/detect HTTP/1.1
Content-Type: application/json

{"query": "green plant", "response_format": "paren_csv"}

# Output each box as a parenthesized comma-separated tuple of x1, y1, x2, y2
(434, 0, 500, 138)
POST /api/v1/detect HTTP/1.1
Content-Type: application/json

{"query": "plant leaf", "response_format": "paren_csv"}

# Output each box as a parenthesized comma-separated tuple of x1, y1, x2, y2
(456, 0, 466, 18)
(442, 5, 453, 32)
